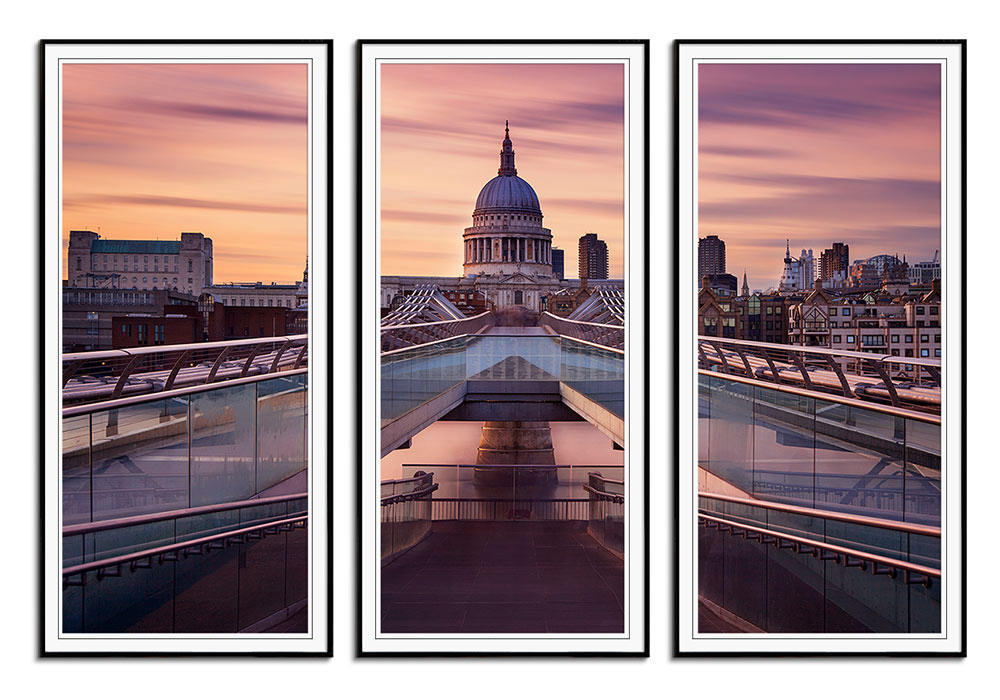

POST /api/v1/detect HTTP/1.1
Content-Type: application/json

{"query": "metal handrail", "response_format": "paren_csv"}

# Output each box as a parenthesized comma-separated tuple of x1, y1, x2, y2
(583, 484, 625, 503)
(63, 514, 308, 579)
(559, 334, 626, 356)
(380, 333, 471, 358)
(380, 331, 625, 357)
(698, 513, 939, 584)
(698, 368, 940, 425)
(380, 473, 435, 486)
(63, 492, 308, 537)
(588, 471, 625, 486)
(697, 335, 942, 368)
(62, 367, 307, 418)
(698, 492, 940, 537)
(539, 312, 624, 331)
(63, 334, 308, 363)
(380, 483, 438, 505)
(380, 310, 493, 331)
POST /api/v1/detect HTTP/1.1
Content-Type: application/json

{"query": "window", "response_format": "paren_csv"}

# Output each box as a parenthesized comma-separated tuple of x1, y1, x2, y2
(916, 306, 925, 315)
(930, 306, 939, 315)
(843, 308, 850, 316)
(920, 334, 929, 343)
(268, 299, 273, 307)
(75, 258, 81, 271)
(905, 349, 914, 357)
(833, 335, 841, 343)
(920, 349, 929, 357)
(891, 349, 899, 356)
(935, 334, 941, 343)
(188, 260, 193, 272)
(846, 335, 855, 343)
(766, 321, 773, 330)
(891, 335, 899, 343)
(906, 334, 913, 343)
(250, 299, 255, 306)
(935, 349, 941, 357)
(830, 321, 837, 328)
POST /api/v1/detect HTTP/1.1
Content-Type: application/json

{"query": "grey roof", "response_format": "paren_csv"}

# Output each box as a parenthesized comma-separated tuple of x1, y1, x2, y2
(474, 174, 541, 213)
(91, 240, 181, 254)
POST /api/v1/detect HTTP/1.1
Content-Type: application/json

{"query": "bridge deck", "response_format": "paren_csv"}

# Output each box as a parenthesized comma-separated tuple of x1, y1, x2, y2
(380, 520, 624, 633)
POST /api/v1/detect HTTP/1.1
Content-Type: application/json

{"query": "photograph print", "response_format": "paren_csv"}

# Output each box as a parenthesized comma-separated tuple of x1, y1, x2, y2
(359, 40, 648, 655)
(676, 40, 965, 655)
(41, 41, 331, 655)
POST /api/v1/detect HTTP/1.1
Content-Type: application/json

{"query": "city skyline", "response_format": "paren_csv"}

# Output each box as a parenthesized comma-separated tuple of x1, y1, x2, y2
(380, 63, 625, 277)
(61, 63, 308, 284)
(699, 63, 942, 290)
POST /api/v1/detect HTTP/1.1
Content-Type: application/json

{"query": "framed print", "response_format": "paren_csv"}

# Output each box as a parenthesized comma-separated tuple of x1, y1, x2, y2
(41, 40, 331, 655)
(358, 40, 648, 655)
(675, 40, 965, 655)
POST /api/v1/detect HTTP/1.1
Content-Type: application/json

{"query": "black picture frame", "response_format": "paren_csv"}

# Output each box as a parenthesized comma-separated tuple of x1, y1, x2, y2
(39, 39, 333, 657)
(673, 39, 966, 657)
(356, 39, 650, 657)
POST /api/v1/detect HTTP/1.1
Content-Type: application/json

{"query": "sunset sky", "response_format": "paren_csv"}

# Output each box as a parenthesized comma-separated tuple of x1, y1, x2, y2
(62, 63, 307, 283)
(698, 63, 942, 291)
(380, 63, 624, 277)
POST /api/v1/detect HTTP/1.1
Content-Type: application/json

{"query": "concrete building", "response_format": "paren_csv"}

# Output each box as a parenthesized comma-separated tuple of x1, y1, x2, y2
(698, 235, 726, 278)
(68, 230, 213, 296)
(578, 233, 609, 281)
(819, 242, 850, 282)
(787, 280, 942, 376)
(62, 286, 199, 352)
(908, 250, 941, 285)
(202, 281, 302, 309)
(778, 241, 815, 294)
(551, 247, 565, 280)
(698, 278, 793, 344)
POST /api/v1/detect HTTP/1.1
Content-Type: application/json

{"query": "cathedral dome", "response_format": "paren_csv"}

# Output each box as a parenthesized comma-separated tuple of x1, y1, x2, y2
(475, 174, 540, 212)
(473, 121, 542, 214)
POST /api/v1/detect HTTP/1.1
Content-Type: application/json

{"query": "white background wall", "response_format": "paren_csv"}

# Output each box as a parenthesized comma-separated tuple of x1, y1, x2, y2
(2, 0, 997, 694)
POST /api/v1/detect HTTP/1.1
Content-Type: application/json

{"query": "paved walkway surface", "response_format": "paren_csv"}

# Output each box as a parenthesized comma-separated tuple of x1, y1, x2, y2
(698, 600, 746, 633)
(381, 521, 624, 634)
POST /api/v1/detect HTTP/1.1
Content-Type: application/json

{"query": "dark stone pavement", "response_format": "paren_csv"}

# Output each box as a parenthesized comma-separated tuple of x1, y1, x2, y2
(381, 520, 624, 634)
(698, 600, 745, 633)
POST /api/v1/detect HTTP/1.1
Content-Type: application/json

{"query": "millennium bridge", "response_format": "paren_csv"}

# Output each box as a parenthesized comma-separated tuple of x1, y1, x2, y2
(696, 335, 941, 633)
(61, 335, 309, 633)
(378, 287, 627, 633)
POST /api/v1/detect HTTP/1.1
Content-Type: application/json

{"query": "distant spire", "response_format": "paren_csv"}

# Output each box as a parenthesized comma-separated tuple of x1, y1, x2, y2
(498, 120, 517, 175)
(741, 268, 750, 297)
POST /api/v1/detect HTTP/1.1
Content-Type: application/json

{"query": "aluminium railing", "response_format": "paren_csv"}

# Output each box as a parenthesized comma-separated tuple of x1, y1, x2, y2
(63, 515, 308, 581)
(540, 312, 624, 350)
(63, 334, 308, 406)
(380, 311, 495, 352)
(697, 335, 940, 410)
(62, 368, 308, 526)
(697, 491, 940, 633)
(698, 370, 940, 525)
(584, 472, 625, 556)
(381, 473, 438, 561)
(62, 496, 309, 634)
